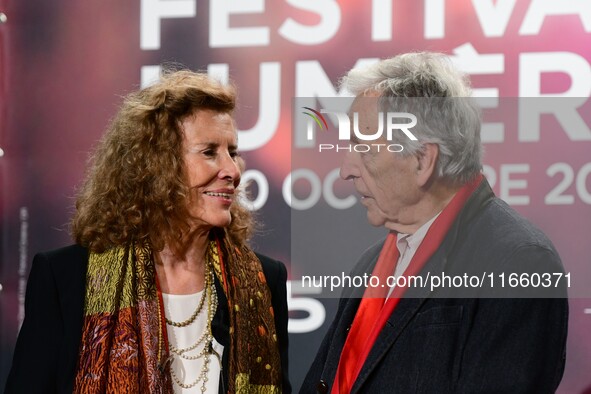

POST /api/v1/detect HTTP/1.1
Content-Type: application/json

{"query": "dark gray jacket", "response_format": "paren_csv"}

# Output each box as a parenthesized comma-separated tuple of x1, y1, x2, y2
(302, 179, 568, 394)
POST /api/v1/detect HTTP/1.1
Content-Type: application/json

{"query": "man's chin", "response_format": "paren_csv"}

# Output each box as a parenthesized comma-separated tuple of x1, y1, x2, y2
(366, 211, 386, 228)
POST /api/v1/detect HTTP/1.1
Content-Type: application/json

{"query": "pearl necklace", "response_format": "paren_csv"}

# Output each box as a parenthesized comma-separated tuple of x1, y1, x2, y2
(166, 262, 219, 392)
(165, 277, 208, 328)
(169, 290, 218, 358)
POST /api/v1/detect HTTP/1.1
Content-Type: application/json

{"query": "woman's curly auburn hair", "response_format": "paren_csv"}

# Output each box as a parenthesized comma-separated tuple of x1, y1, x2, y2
(72, 70, 254, 254)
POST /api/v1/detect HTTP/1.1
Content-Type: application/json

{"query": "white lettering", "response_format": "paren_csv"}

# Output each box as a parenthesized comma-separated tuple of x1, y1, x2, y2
(207, 63, 229, 84)
(140, 0, 196, 50)
(295, 58, 378, 148)
(287, 281, 326, 334)
(283, 169, 322, 210)
(372, 0, 393, 41)
(425, 0, 446, 38)
(279, 0, 341, 45)
(240, 170, 269, 211)
(472, 0, 517, 37)
(520, 0, 591, 35)
(482, 164, 497, 188)
(209, 0, 269, 47)
(353, 112, 383, 141)
(519, 52, 591, 141)
(140, 65, 162, 88)
(237, 62, 281, 150)
(386, 112, 418, 141)
(451, 43, 505, 75)
(500, 164, 530, 206)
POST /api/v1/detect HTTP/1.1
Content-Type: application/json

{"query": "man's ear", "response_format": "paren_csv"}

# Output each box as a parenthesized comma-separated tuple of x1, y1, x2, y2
(416, 143, 439, 187)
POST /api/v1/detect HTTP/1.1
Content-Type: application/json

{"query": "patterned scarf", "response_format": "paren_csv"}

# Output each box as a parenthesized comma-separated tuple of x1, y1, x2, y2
(74, 235, 282, 393)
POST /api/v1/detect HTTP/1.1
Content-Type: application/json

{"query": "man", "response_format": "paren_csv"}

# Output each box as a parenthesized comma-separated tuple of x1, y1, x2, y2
(301, 52, 568, 393)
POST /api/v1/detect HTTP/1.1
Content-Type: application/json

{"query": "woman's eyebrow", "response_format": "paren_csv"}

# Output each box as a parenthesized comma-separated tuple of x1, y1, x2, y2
(188, 142, 238, 151)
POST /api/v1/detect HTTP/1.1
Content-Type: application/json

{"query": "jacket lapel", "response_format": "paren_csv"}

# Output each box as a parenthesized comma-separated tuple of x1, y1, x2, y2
(349, 232, 455, 393)
(321, 296, 363, 384)
(321, 243, 382, 387)
(53, 245, 88, 393)
(350, 296, 429, 393)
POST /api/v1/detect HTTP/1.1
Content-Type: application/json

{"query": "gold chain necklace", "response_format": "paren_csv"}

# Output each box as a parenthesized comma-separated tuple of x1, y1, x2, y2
(167, 261, 218, 392)
(165, 263, 210, 328)
(169, 289, 218, 356)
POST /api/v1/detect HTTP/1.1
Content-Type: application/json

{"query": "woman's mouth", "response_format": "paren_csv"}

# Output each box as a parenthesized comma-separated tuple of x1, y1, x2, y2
(204, 191, 233, 199)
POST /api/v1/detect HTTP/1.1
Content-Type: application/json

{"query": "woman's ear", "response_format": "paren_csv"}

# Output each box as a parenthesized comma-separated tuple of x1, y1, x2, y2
(416, 143, 439, 187)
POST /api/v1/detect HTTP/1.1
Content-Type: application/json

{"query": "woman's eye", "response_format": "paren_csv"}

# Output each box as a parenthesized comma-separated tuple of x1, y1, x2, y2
(203, 149, 216, 156)
(230, 151, 240, 159)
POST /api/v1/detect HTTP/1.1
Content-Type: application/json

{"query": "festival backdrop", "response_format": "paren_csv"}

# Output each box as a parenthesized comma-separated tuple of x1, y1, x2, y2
(1, 0, 590, 391)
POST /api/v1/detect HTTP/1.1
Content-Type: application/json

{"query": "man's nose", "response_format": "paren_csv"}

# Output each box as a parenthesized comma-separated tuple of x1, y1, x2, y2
(339, 151, 359, 180)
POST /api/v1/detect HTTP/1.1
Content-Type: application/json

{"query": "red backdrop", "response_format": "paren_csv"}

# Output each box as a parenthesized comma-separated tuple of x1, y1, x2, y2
(1, 0, 590, 391)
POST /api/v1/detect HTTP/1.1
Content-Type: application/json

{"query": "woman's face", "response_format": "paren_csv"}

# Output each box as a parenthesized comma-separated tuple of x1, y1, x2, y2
(181, 109, 240, 231)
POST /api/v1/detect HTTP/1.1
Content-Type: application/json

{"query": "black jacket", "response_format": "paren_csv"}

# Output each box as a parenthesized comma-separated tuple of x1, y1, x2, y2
(5, 244, 291, 393)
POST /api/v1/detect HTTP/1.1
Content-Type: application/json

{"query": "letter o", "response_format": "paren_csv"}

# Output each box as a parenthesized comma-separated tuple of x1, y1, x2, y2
(323, 168, 356, 210)
(353, 144, 370, 152)
(283, 169, 322, 210)
(387, 144, 404, 152)
(240, 169, 269, 211)
(369, 275, 380, 288)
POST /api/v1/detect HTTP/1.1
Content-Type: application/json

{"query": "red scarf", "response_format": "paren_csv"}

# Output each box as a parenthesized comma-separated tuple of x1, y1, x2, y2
(332, 175, 483, 394)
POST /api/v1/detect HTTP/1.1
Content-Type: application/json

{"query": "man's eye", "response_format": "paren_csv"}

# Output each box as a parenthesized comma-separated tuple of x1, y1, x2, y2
(230, 151, 240, 159)
(203, 149, 216, 156)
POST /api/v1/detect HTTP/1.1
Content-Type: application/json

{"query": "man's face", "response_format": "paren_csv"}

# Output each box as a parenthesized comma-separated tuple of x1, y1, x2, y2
(339, 95, 422, 230)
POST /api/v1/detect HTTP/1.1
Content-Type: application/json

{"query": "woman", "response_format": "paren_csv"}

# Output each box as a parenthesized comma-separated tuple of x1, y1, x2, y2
(5, 70, 290, 393)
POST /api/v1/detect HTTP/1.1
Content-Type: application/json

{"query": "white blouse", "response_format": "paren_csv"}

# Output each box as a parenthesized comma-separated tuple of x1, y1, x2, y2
(162, 291, 224, 393)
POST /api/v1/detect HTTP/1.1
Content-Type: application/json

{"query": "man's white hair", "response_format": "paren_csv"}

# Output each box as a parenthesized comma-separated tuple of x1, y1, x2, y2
(341, 52, 482, 185)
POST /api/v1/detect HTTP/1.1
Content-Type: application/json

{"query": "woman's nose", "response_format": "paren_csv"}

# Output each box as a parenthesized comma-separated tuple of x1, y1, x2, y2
(219, 154, 241, 182)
